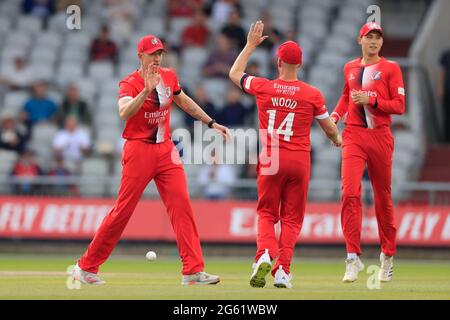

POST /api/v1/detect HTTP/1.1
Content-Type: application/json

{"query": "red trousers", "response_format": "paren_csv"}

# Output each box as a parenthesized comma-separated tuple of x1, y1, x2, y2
(341, 126, 396, 256)
(79, 139, 205, 275)
(255, 151, 310, 276)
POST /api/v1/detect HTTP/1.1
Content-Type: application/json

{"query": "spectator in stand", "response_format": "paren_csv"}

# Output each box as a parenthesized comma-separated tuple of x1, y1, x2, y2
(22, 0, 55, 17)
(218, 87, 248, 127)
(259, 10, 283, 52)
(439, 47, 450, 142)
(197, 150, 237, 200)
(10, 148, 43, 195)
(102, 0, 137, 46)
(22, 81, 58, 127)
(48, 154, 77, 196)
(58, 84, 91, 127)
(0, 56, 35, 90)
(52, 116, 91, 170)
(221, 9, 246, 50)
(89, 25, 118, 63)
(184, 85, 217, 130)
(181, 9, 210, 48)
(202, 34, 237, 78)
(211, 0, 242, 26)
(246, 60, 261, 76)
(0, 111, 29, 154)
(168, 0, 203, 18)
(159, 37, 181, 73)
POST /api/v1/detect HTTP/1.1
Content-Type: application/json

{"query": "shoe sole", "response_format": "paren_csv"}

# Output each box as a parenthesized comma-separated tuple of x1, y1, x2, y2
(250, 262, 271, 288)
(182, 278, 221, 285)
(342, 264, 364, 283)
(273, 282, 292, 289)
(72, 272, 106, 285)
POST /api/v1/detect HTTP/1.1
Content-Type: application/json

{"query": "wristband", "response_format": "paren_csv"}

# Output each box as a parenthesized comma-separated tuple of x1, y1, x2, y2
(207, 119, 216, 128)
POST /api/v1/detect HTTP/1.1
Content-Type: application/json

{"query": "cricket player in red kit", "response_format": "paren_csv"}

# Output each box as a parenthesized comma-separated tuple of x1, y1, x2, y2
(330, 22, 405, 283)
(230, 21, 341, 288)
(71, 35, 231, 286)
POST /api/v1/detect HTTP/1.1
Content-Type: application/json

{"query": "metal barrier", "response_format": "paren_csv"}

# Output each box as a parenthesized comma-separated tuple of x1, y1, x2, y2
(1, 175, 450, 205)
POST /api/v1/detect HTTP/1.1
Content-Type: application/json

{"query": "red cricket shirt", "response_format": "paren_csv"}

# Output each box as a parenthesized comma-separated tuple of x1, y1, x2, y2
(331, 57, 405, 128)
(118, 68, 181, 143)
(241, 74, 329, 152)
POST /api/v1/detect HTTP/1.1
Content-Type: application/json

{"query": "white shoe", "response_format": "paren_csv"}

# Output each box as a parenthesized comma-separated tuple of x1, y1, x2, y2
(71, 263, 106, 285)
(250, 249, 272, 288)
(273, 266, 293, 289)
(342, 257, 364, 283)
(181, 271, 220, 285)
(378, 252, 394, 282)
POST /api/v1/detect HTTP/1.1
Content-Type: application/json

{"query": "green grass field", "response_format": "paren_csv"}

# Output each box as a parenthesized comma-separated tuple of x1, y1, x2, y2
(0, 254, 449, 300)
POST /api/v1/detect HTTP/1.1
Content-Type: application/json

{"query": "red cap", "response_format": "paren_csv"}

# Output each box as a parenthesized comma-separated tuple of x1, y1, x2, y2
(137, 35, 165, 54)
(277, 41, 302, 65)
(359, 22, 384, 38)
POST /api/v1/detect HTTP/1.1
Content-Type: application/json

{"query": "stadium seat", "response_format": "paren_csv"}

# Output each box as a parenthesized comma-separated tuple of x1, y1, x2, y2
(35, 31, 63, 49)
(17, 15, 43, 34)
(31, 123, 59, 145)
(56, 63, 84, 86)
(0, 16, 12, 34)
(5, 31, 31, 50)
(138, 17, 166, 38)
(0, 150, 18, 175)
(80, 158, 110, 197)
(3, 91, 29, 114)
(167, 17, 191, 47)
(88, 62, 115, 80)
(201, 79, 230, 110)
(65, 32, 92, 50)
(60, 47, 88, 64)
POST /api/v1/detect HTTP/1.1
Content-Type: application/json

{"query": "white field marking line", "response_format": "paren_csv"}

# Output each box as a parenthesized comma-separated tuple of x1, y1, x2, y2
(0, 271, 151, 277)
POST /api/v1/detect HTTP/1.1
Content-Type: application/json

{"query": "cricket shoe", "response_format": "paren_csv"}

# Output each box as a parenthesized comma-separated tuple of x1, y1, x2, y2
(249, 249, 272, 288)
(181, 272, 220, 285)
(273, 266, 293, 289)
(378, 252, 394, 282)
(342, 257, 365, 283)
(70, 263, 106, 285)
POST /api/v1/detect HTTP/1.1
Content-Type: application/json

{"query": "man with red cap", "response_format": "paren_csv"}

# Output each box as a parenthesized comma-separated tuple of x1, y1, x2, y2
(330, 22, 405, 283)
(229, 21, 341, 288)
(71, 35, 231, 285)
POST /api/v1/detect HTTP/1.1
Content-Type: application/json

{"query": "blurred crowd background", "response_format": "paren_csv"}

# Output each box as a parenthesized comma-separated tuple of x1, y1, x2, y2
(0, 0, 448, 203)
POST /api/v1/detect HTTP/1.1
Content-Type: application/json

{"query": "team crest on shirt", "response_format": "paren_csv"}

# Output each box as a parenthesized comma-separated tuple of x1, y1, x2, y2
(371, 71, 382, 80)
(348, 73, 355, 81)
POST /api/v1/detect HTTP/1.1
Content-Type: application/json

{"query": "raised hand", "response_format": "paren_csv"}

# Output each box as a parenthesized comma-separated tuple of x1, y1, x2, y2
(144, 64, 160, 92)
(247, 20, 269, 49)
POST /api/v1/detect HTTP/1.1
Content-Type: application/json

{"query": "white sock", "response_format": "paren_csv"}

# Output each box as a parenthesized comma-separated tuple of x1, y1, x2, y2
(347, 253, 358, 260)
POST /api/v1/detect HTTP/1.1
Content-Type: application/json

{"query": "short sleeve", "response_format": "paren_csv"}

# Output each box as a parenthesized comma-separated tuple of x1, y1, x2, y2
(240, 74, 269, 96)
(118, 81, 135, 100)
(313, 91, 329, 119)
(169, 69, 182, 95)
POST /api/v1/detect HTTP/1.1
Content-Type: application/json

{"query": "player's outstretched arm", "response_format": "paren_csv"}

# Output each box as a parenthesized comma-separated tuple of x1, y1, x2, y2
(229, 20, 268, 88)
(317, 117, 342, 147)
(173, 90, 232, 141)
